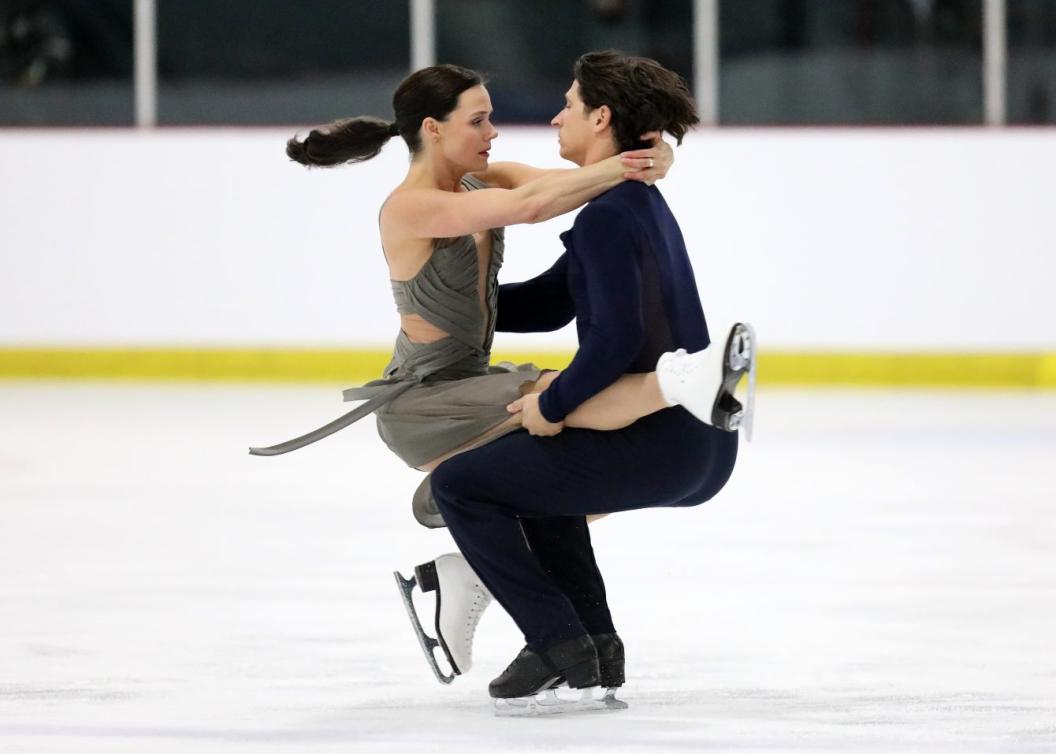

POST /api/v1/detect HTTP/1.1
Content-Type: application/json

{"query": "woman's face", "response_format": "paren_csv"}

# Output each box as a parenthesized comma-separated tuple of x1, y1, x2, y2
(434, 85, 498, 172)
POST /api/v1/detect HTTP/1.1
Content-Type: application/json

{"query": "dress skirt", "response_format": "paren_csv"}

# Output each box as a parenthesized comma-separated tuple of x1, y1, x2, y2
(374, 362, 546, 469)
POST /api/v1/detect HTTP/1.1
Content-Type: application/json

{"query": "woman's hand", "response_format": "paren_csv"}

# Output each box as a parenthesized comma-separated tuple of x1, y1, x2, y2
(620, 131, 674, 185)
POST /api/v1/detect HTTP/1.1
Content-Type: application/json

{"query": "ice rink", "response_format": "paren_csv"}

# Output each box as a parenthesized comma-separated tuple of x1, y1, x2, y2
(1, 382, 1054, 753)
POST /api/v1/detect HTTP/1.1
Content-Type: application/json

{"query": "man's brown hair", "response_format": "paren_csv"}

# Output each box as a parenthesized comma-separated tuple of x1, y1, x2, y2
(574, 50, 700, 152)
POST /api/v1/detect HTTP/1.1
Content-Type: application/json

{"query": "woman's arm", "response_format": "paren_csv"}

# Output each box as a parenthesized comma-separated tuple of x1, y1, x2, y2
(383, 153, 632, 240)
(472, 132, 674, 189)
(472, 161, 552, 190)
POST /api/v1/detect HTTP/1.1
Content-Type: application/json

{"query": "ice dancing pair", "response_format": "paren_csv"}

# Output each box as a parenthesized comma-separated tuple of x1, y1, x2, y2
(386, 54, 757, 716)
(250, 51, 756, 715)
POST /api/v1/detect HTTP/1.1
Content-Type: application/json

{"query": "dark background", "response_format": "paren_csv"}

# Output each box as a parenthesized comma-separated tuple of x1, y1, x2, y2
(0, 0, 1052, 126)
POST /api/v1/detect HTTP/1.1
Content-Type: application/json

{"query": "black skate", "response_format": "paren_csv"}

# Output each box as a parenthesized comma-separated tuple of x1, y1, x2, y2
(553, 633, 625, 685)
(491, 636, 627, 716)
(394, 553, 492, 685)
(594, 632, 626, 688)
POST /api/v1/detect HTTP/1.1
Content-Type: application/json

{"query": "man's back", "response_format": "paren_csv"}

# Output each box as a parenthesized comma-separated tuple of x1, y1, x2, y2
(578, 181, 710, 371)
(534, 181, 712, 422)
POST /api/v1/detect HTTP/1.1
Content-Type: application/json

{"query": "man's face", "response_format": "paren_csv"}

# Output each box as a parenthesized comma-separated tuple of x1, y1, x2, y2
(550, 81, 593, 166)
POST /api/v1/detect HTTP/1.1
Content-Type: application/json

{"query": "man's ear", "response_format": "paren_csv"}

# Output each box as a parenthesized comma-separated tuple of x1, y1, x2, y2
(591, 105, 612, 134)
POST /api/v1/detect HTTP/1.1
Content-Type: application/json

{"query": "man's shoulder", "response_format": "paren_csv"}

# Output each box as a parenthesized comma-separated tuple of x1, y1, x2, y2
(567, 192, 643, 258)
(595, 181, 651, 208)
(575, 183, 650, 226)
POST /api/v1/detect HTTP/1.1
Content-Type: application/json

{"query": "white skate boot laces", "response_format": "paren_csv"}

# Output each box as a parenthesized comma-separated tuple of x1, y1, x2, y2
(439, 558, 492, 674)
(457, 582, 492, 668)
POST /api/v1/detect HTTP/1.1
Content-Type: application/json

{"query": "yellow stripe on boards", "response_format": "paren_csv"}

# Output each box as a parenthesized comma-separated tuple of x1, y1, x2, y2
(759, 352, 1055, 389)
(0, 348, 1053, 388)
(0, 348, 392, 383)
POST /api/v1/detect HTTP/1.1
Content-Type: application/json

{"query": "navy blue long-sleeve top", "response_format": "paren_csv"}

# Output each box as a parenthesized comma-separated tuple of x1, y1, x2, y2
(496, 181, 711, 424)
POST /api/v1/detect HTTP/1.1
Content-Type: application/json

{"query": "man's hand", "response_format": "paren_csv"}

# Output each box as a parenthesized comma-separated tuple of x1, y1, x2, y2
(507, 393, 565, 437)
(620, 130, 673, 185)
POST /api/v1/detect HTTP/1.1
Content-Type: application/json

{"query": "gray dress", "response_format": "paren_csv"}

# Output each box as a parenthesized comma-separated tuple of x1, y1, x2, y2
(370, 173, 545, 468)
(250, 175, 543, 522)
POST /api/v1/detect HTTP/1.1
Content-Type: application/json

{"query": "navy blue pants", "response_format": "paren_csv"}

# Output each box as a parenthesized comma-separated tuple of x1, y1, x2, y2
(432, 406, 738, 650)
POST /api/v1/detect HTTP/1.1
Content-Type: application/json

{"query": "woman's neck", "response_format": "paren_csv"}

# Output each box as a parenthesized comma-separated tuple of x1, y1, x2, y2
(404, 153, 463, 192)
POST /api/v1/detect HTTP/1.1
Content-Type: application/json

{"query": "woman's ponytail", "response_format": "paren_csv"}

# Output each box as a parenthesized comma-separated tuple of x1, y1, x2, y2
(286, 63, 485, 167)
(286, 116, 398, 167)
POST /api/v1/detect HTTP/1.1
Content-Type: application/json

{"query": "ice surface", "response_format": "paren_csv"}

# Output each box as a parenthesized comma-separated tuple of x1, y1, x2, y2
(1, 383, 1054, 753)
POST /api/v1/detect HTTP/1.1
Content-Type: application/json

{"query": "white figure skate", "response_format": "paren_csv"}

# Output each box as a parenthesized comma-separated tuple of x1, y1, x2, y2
(394, 552, 492, 684)
(656, 322, 757, 441)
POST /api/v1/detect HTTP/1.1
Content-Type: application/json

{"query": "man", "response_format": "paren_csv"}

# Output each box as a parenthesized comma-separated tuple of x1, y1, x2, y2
(426, 50, 748, 713)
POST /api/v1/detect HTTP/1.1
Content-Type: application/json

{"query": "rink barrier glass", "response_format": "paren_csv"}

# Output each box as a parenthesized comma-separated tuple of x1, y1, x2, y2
(0, 349, 1054, 389)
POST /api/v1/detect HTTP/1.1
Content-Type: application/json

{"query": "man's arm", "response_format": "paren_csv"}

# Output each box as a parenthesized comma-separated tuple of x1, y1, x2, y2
(496, 253, 574, 333)
(536, 204, 645, 424)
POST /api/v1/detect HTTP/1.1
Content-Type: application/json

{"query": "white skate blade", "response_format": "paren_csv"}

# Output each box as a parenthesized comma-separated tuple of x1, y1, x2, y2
(393, 570, 456, 685)
(737, 322, 757, 442)
(493, 687, 628, 717)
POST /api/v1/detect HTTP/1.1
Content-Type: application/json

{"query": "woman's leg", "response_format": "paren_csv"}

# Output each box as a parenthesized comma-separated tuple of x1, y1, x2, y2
(418, 415, 522, 473)
(420, 369, 668, 472)
(526, 322, 756, 436)
(525, 370, 669, 431)
(420, 322, 756, 472)
(420, 370, 668, 470)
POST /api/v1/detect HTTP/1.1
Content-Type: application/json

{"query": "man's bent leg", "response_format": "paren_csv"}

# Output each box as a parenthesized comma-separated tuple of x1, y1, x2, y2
(520, 516, 624, 689)
(432, 408, 719, 649)
(432, 462, 588, 650)
(520, 517, 615, 636)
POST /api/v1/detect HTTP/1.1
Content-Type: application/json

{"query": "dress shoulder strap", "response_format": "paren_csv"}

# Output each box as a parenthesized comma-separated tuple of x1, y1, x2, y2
(460, 173, 487, 191)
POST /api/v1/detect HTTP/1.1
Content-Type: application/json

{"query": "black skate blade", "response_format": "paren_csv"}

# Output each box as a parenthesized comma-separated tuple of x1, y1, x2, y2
(493, 687, 628, 717)
(393, 570, 456, 685)
(739, 321, 756, 437)
(741, 322, 757, 441)
(712, 322, 757, 442)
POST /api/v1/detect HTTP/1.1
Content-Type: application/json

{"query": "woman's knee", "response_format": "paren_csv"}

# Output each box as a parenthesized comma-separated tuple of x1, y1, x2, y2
(522, 369, 561, 395)
(429, 454, 476, 508)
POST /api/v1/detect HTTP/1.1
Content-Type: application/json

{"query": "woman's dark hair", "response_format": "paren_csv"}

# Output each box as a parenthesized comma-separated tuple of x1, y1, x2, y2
(573, 50, 699, 152)
(286, 64, 486, 167)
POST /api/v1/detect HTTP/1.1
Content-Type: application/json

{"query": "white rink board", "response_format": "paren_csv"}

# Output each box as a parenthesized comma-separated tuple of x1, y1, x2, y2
(1, 127, 1055, 350)
(1, 383, 1055, 753)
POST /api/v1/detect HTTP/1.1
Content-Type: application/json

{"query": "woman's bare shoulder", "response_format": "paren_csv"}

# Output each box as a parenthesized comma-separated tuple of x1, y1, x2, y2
(378, 187, 440, 277)
(379, 184, 428, 235)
